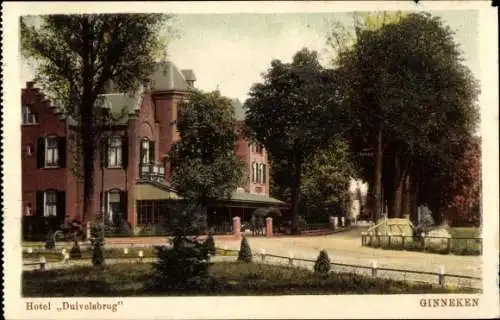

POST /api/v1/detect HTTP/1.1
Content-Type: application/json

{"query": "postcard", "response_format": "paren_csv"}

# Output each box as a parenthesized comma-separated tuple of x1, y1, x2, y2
(2, 1, 499, 319)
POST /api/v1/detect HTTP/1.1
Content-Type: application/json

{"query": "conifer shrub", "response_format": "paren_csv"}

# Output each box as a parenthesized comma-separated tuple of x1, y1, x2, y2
(91, 237, 105, 267)
(203, 234, 216, 256)
(44, 229, 55, 250)
(152, 234, 211, 292)
(237, 236, 252, 263)
(314, 250, 331, 276)
(69, 236, 82, 259)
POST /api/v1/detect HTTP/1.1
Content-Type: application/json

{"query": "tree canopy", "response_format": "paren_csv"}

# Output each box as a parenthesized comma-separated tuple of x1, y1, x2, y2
(334, 12, 480, 221)
(244, 48, 348, 232)
(169, 90, 245, 206)
(21, 14, 172, 224)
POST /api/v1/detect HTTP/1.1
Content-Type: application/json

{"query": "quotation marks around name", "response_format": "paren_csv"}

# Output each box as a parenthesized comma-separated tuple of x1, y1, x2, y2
(27, 301, 124, 313)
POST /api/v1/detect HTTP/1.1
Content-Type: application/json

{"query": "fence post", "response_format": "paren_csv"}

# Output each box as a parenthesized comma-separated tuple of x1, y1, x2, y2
(124, 247, 129, 255)
(421, 233, 426, 252)
(39, 256, 46, 271)
(361, 232, 366, 246)
(260, 249, 266, 262)
(371, 260, 378, 277)
(438, 266, 445, 287)
(387, 232, 392, 248)
(138, 250, 144, 263)
(446, 238, 452, 254)
(400, 233, 405, 249)
(288, 252, 294, 267)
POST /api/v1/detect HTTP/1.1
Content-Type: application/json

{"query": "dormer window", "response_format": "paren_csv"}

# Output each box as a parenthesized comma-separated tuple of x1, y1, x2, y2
(22, 105, 37, 124)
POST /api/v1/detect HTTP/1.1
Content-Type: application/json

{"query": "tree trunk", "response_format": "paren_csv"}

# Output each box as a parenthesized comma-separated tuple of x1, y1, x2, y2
(373, 125, 383, 221)
(290, 154, 302, 234)
(402, 174, 411, 219)
(409, 179, 419, 225)
(391, 153, 403, 218)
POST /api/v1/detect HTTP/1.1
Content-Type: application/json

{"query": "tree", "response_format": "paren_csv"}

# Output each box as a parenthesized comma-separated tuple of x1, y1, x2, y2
(327, 11, 409, 220)
(335, 13, 480, 219)
(301, 139, 355, 220)
(425, 136, 482, 226)
(244, 48, 347, 233)
(169, 89, 245, 211)
(21, 14, 171, 225)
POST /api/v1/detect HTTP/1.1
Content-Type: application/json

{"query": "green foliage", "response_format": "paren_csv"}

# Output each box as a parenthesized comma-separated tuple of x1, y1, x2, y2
(152, 236, 210, 291)
(244, 48, 348, 232)
(334, 12, 480, 218)
(91, 237, 105, 267)
(301, 139, 355, 219)
(203, 234, 216, 256)
(21, 14, 172, 223)
(237, 236, 253, 263)
(44, 230, 55, 250)
(169, 90, 245, 205)
(314, 250, 332, 275)
(69, 237, 82, 259)
(22, 262, 478, 297)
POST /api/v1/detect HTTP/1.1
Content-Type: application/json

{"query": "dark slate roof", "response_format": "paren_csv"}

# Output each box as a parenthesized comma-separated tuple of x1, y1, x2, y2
(181, 69, 196, 82)
(232, 98, 245, 121)
(150, 61, 191, 92)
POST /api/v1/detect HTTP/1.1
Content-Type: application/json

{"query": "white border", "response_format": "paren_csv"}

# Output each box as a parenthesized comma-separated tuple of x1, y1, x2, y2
(2, 1, 499, 319)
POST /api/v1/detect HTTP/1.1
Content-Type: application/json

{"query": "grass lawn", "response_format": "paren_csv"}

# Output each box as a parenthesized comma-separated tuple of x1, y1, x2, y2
(23, 247, 234, 262)
(23, 261, 479, 297)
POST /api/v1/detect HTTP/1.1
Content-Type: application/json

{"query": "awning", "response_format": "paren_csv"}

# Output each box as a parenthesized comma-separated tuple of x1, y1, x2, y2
(135, 181, 181, 200)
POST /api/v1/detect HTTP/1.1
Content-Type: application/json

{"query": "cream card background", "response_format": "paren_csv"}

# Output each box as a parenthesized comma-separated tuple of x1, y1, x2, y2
(2, 1, 499, 319)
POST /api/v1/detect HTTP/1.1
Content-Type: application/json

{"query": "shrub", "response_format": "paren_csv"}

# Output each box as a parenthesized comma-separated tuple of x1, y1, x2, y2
(69, 236, 82, 259)
(314, 250, 331, 275)
(203, 234, 216, 256)
(91, 237, 105, 267)
(237, 236, 252, 263)
(152, 235, 210, 291)
(44, 230, 55, 250)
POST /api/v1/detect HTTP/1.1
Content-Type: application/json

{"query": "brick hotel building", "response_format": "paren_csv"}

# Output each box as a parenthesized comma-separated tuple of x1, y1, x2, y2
(21, 61, 286, 236)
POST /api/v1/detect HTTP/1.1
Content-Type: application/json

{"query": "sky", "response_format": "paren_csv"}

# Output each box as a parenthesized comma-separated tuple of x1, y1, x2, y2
(21, 10, 479, 103)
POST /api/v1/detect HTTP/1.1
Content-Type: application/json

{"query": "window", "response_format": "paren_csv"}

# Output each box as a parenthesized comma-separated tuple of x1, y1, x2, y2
(107, 190, 122, 223)
(44, 191, 57, 217)
(108, 137, 122, 167)
(140, 139, 155, 165)
(22, 105, 37, 124)
(251, 162, 257, 183)
(45, 136, 59, 167)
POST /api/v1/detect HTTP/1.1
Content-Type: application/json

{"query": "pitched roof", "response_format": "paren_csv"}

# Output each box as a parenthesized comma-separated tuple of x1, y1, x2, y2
(231, 98, 245, 121)
(150, 61, 192, 92)
(181, 69, 196, 82)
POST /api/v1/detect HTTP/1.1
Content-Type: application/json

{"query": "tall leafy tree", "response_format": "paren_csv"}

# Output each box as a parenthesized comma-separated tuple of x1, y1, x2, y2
(335, 12, 479, 219)
(168, 89, 245, 222)
(21, 14, 171, 224)
(327, 11, 408, 220)
(244, 48, 347, 233)
(301, 139, 355, 221)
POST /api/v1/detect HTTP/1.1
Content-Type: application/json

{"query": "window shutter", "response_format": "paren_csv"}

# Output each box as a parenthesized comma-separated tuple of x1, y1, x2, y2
(57, 191, 66, 219)
(263, 164, 267, 183)
(120, 190, 128, 220)
(139, 141, 145, 166)
(36, 191, 44, 216)
(36, 137, 45, 169)
(58, 137, 66, 168)
(149, 141, 155, 164)
(101, 137, 108, 168)
(122, 136, 128, 169)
